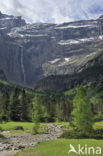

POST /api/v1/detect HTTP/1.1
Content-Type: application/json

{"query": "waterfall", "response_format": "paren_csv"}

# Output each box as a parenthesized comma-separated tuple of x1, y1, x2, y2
(98, 17, 103, 35)
(21, 47, 26, 83)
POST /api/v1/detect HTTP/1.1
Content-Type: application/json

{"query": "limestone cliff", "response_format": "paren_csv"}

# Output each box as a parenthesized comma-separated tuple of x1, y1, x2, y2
(0, 11, 103, 88)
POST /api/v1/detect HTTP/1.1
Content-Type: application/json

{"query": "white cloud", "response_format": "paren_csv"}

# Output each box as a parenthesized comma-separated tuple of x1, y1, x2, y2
(0, 0, 103, 23)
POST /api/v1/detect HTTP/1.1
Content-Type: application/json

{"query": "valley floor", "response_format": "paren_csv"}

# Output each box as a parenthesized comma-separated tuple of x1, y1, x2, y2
(0, 121, 102, 156)
(0, 123, 63, 156)
(13, 139, 103, 156)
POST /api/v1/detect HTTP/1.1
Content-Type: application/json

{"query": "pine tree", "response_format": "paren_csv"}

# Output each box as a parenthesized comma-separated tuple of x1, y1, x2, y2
(2, 92, 10, 121)
(32, 94, 41, 134)
(20, 89, 28, 121)
(9, 86, 21, 121)
(72, 85, 94, 133)
(32, 94, 47, 134)
(0, 92, 9, 122)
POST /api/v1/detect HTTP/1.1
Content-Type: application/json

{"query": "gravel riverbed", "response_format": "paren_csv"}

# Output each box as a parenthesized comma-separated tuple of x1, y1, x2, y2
(0, 124, 64, 156)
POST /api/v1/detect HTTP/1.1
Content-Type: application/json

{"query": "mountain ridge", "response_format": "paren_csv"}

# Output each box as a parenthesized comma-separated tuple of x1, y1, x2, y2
(0, 11, 103, 88)
(35, 50, 103, 92)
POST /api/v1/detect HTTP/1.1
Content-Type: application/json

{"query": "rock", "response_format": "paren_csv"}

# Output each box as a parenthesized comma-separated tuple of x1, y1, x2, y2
(0, 11, 25, 29)
(0, 147, 4, 151)
(0, 12, 103, 88)
(0, 124, 63, 155)
(18, 143, 28, 149)
(13, 146, 19, 150)
(14, 126, 24, 131)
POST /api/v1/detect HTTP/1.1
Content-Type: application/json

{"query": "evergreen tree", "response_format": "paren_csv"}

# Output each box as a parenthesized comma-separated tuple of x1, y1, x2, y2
(20, 89, 28, 121)
(2, 92, 9, 121)
(32, 94, 41, 134)
(56, 104, 64, 122)
(0, 92, 9, 122)
(72, 85, 94, 133)
(9, 86, 21, 121)
(32, 94, 47, 134)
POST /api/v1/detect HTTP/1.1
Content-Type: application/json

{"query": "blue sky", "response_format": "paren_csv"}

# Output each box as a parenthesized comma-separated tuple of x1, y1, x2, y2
(0, 0, 103, 23)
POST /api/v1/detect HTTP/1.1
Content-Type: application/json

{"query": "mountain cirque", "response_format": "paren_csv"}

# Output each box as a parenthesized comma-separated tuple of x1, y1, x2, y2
(0, 11, 103, 88)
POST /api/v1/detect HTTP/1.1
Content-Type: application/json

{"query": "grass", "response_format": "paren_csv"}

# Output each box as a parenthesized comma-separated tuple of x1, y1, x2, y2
(53, 122, 69, 128)
(0, 121, 70, 134)
(93, 121, 103, 129)
(0, 121, 102, 156)
(13, 139, 103, 156)
(54, 121, 103, 130)
(0, 121, 103, 134)
(0, 122, 70, 134)
(0, 122, 46, 134)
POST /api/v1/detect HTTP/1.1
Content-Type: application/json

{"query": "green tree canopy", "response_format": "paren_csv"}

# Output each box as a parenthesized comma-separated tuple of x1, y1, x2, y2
(9, 86, 21, 121)
(19, 89, 28, 121)
(72, 85, 94, 133)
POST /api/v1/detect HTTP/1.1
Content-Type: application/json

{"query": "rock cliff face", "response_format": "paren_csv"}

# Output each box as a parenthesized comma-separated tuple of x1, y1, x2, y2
(0, 69, 6, 80)
(0, 11, 25, 32)
(0, 11, 103, 88)
(35, 51, 103, 91)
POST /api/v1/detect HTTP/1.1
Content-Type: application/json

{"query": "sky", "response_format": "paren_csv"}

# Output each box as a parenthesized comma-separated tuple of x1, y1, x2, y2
(0, 0, 103, 23)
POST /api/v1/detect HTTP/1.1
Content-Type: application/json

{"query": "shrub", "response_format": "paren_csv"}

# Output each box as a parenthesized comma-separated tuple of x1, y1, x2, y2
(61, 128, 103, 139)
(61, 128, 88, 139)
(0, 126, 3, 131)
(94, 112, 103, 122)
(0, 134, 4, 138)
(32, 123, 40, 135)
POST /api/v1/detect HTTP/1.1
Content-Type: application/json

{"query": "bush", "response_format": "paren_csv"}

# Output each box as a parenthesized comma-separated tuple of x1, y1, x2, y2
(0, 126, 3, 131)
(94, 112, 103, 122)
(61, 128, 103, 139)
(93, 129, 103, 139)
(61, 128, 88, 139)
(32, 123, 40, 135)
(0, 134, 4, 138)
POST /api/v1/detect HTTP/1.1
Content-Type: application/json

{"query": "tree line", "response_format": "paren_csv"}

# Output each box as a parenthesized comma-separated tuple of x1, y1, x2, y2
(0, 85, 103, 125)
(0, 87, 73, 123)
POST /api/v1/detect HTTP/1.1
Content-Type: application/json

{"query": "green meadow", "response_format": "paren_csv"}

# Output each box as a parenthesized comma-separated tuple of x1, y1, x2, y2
(13, 139, 103, 156)
(0, 121, 102, 156)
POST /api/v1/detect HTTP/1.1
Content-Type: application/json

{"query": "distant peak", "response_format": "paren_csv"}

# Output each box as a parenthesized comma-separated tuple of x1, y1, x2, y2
(0, 11, 9, 18)
(99, 15, 103, 19)
(0, 11, 2, 14)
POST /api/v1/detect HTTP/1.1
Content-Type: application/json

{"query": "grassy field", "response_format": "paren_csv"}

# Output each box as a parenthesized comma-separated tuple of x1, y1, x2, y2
(0, 121, 103, 155)
(13, 139, 103, 156)
(0, 121, 70, 134)
(0, 122, 46, 134)
(0, 121, 103, 134)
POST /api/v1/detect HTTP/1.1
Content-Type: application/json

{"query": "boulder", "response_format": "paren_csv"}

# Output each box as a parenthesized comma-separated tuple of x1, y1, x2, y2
(14, 126, 24, 131)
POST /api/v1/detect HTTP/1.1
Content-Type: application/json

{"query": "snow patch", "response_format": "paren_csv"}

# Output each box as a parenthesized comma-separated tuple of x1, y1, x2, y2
(55, 25, 96, 29)
(58, 36, 103, 45)
(8, 32, 47, 38)
(86, 52, 97, 58)
(0, 17, 13, 20)
(0, 17, 19, 20)
(64, 58, 70, 62)
(49, 58, 60, 64)
(58, 40, 79, 45)
(99, 35, 103, 39)
(58, 57, 70, 66)
(0, 27, 7, 30)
